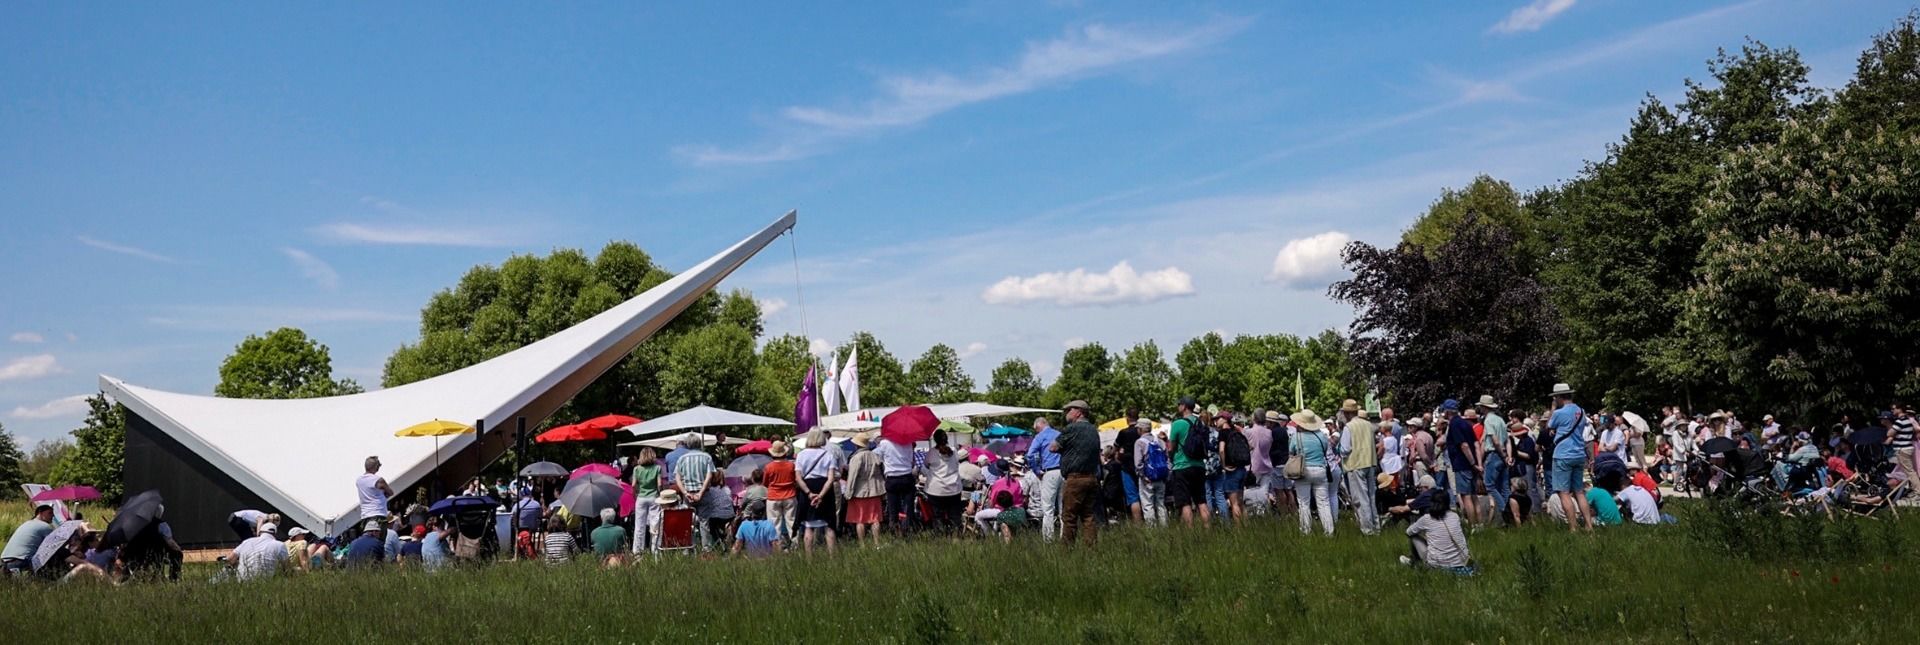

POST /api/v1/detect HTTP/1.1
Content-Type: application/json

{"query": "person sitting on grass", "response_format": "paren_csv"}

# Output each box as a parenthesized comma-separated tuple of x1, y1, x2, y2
(2, 504, 57, 577)
(1614, 480, 1672, 525)
(41, 526, 108, 583)
(732, 500, 779, 558)
(344, 519, 386, 568)
(419, 520, 450, 571)
(232, 522, 288, 581)
(1586, 483, 1623, 527)
(992, 491, 1028, 544)
(1382, 474, 1437, 527)
(542, 515, 578, 565)
(591, 508, 628, 567)
(1400, 489, 1473, 575)
(397, 525, 425, 566)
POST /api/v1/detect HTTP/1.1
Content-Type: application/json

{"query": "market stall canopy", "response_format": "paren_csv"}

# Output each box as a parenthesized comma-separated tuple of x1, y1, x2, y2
(619, 405, 791, 437)
(817, 402, 1052, 430)
(618, 433, 750, 450)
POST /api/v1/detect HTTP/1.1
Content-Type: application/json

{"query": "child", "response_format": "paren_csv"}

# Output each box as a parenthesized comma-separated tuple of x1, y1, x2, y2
(992, 491, 1027, 544)
(732, 500, 779, 558)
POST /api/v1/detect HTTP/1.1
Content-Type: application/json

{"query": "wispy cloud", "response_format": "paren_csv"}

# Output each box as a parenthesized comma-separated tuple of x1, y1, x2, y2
(145, 305, 410, 332)
(1490, 0, 1578, 35)
(1062, 337, 1087, 349)
(10, 394, 89, 420)
(76, 235, 179, 263)
(681, 17, 1247, 166)
(10, 332, 44, 344)
(983, 261, 1196, 307)
(808, 338, 834, 357)
(281, 247, 341, 290)
(959, 341, 988, 359)
(313, 222, 521, 247)
(0, 354, 62, 381)
(1268, 231, 1353, 289)
(757, 297, 790, 317)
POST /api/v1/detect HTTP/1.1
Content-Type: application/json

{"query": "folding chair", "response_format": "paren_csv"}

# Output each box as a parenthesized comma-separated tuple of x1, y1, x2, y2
(655, 508, 698, 558)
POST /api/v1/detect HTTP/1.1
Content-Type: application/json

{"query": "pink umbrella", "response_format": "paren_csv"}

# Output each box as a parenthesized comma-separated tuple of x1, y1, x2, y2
(880, 405, 939, 445)
(571, 463, 620, 480)
(617, 480, 636, 518)
(966, 446, 997, 464)
(735, 439, 773, 456)
(30, 485, 100, 503)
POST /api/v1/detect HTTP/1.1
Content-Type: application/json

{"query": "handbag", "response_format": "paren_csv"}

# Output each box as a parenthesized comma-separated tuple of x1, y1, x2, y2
(1285, 432, 1324, 480)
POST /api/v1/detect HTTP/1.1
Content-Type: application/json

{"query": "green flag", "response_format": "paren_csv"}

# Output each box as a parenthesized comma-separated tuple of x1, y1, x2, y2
(1294, 368, 1304, 412)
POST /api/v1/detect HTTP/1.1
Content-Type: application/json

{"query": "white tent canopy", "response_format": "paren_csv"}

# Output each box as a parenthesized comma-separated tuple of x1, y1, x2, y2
(619, 433, 750, 450)
(618, 405, 791, 438)
(100, 212, 797, 538)
(816, 402, 1054, 431)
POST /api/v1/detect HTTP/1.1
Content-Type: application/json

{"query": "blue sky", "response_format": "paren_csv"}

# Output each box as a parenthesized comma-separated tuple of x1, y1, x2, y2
(1, 1, 1909, 444)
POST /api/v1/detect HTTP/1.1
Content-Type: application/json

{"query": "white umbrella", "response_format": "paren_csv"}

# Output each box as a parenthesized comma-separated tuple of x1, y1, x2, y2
(619, 405, 791, 437)
(619, 433, 750, 450)
(1622, 411, 1650, 435)
(32, 520, 87, 571)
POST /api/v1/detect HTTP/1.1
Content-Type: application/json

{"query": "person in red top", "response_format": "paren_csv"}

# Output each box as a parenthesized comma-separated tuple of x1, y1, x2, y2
(762, 441, 800, 549)
(1626, 462, 1660, 501)
(1823, 447, 1856, 481)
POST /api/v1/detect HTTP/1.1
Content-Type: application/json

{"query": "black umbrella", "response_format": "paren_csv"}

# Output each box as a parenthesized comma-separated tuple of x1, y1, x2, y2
(429, 495, 501, 516)
(519, 461, 569, 478)
(1701, 437, 1738, 458)
(557, 473, 623, 517)
(100, 489, 164, 549)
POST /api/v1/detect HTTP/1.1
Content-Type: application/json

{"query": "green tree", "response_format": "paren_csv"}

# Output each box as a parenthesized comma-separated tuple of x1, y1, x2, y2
(985, 358, 1045, 408)
(908, 344, 975, 404)
(1109, 341, 1176, 415)
(749, 334, 815, 421)
(215, 327, 363, 399)
(1175, 333, 1234, 409)
(1401, 175, 1542, 265)
(0, 422, 26, 499)
(1048, 343, 1113, 415)
(1834, 12, 1920, 135)
(49, 392, 126, 502)
(836, 332, 910, 408)
(22, 438, 70, 487)
(659, 324, 761, 412)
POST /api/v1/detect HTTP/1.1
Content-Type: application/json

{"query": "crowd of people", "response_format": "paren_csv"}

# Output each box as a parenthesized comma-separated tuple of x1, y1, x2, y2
(6, 384, 1915, 583)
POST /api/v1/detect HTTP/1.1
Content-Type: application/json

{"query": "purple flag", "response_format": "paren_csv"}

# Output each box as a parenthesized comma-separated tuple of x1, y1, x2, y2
(795, 363, 818, 434)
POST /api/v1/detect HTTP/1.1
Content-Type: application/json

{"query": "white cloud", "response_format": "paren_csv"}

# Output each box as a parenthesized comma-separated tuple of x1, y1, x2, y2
(76, 235, 179, 263)
(0, 354, 61, 381)
(758, 297, 789, 317)
(10, 394, 89, 420)
(1062, 337, 1087, 349)
(281, 247, 340, 290)
(144, 306, 410, 332)
(808, 338, 834, 357)
(959, 342, 988, 359)
(64, 332, 78, 343)
(1268, 231, 1353, 289)
(10, 332, 44, 343)
(682, 18, 1246, 165)
(982, 261, 1196, 307)
(1489, 0, 1577, 35)
(313, 222, 520, 247)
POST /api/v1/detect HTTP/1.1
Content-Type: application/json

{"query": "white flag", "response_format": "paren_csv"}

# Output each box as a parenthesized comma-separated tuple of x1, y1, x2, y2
(823, 353, 843, 416)
(839, 345, 861, 413)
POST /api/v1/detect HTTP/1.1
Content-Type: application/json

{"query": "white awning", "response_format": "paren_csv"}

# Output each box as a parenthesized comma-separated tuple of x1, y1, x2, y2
(101, 212, 797, 537)
(816, 402, 1054, 430)
(618, 433, 749, 450)
(618, 405, 791, 438)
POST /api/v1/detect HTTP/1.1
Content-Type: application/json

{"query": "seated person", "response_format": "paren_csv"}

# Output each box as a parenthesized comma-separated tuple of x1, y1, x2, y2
(1626, 462, 1661, 501)
(1400, 489, 1473, 574)
(1382, 474, 1437, 526)
(41, 527, 108, 582)
(1505, 477, 1532, 526)
(732, 500, 779, 558)
(1614, 482, 1671, 525)
(1586, 485, 1623, 526)
(590, 508, 629, 566)
(991, 491, 1027, 544)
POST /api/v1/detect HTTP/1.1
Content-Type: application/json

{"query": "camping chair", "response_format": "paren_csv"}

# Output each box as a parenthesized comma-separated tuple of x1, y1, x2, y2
(655, 508, 697, 558)
(1847, 478, 1906, 519)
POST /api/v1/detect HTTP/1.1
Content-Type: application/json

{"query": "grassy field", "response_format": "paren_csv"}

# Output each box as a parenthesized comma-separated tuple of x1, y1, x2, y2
(3, 501, 1916, 643)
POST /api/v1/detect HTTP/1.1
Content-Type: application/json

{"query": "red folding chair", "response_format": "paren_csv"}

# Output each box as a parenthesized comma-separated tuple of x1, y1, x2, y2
(656, 508, 697, 558)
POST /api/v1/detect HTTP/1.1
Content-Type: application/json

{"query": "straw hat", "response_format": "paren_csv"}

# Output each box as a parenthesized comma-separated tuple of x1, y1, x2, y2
(657, 489, 682, 505)
(1341, 399, 1361, 413)
(851, 432, 873, 449)
(769, 440, 792, 458)
(1264, 409, 1283, 423)
(1475, 394, 1499, 409)
(1290, 409, 1327, 431)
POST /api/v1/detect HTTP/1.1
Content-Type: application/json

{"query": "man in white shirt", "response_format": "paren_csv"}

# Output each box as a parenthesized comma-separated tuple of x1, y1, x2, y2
(1614, 485, 1664, 525)
(232, 522, 288, 581)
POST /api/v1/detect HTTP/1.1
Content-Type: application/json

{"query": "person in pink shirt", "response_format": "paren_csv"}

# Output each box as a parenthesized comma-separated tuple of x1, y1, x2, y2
(974, 455, 1028, 535)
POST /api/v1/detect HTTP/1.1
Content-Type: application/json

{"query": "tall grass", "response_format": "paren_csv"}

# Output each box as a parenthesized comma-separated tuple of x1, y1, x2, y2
(3, 504, 1916, 642)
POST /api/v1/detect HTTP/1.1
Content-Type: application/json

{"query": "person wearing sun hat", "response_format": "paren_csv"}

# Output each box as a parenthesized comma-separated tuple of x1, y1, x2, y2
(1337, 398, 1381, 535)
(844, 431, 887, 547)
(1288, 409, 1336, 536)
(1473, 394, 1511, 526)
(1545, 383, 1594, 532)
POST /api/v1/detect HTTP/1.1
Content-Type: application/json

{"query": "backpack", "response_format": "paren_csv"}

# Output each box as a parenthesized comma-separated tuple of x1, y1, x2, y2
(1269, 428, 1291, 465)
(1142, 441, 1171, 482)
(1180, 417, 1210, 462)
(1223, 429, 1251, 468)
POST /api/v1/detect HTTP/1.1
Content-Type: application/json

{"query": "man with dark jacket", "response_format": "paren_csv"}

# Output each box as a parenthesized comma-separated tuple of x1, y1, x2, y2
(1051, 400, 1102, 546)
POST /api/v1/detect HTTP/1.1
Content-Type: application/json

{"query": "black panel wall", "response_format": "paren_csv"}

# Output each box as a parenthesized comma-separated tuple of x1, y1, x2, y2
(124, 411, 292, 548)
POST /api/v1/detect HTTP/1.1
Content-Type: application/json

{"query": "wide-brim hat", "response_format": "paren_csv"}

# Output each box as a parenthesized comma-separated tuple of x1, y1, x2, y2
(851, 432, 873, 448)
(1548, 383, 1575, 398)
(657, 489, 682, 505)
(1290, 409, 1326, 431)
(1008, 454, 1028, 469)
(1264, 409, 1283, 423)
(769, 441, 792, 458)
(1405, 416, 1428, 427)
(1476, 394, 1499, 408)
(1341, 399, 1361, 413)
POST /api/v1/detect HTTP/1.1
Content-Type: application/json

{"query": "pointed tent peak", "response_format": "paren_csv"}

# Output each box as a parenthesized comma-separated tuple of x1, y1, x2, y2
(619, 405, 793, 438)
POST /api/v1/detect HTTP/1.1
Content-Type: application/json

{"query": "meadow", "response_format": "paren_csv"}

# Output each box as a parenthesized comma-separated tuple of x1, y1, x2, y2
(2, 501, 1916, 643)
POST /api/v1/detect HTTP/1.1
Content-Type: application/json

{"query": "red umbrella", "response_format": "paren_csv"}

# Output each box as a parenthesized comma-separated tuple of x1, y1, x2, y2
(735, 439, 773, 456)
(536, 424, 609, 444)
(575, 414, 643, 432)
(571, 463, 620, 480)
(880, 405, 939, 445)
(30, 485, 101, 503)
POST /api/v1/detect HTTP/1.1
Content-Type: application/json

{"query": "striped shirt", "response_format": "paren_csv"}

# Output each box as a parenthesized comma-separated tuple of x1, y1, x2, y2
(542, 533, 577, 564)
(1894, 416, 1915, 450)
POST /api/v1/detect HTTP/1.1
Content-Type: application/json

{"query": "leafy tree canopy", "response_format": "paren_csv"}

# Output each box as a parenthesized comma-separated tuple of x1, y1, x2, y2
(216, 327, 362, 399)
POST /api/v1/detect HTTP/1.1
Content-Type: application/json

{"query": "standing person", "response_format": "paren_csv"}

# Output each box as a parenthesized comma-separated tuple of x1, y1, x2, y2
(1381, 408, 1403, 441)
(1406, 417, 1435, 482)
(1507, 416, 1539, 519)
(1476, 395, 1510, 526)
(1289, 410, 1336, 536)
(1133, 422, 1170, 526)
(793, 429, 840, 555)
(1378, 416, 1404, 495)
(1025, 417, 1063, 541)
(923, 431, 965, 536)
(2, 504, 56, 577)
(672, 436, 720, 551)
(1629, 412, 1650, 471)
(1339, 400, 1380, 535)
(1270, 411, 1297, 515)
(1114, 407, 1144, 521)
(1203, 408, 1227, 520)
(1892, 404, 1917, 486)
(1547, 384, 1595, 532)
(1216, 413, 1251, 526)
(355, 456, 396, 539)
(1599, 415, 1629, 462)
(762, 441, 799, 549)
(1441, 400, 1483, 526)
(628, 447, 663, 556)
(878, 431, 919, 537)
(1051, 400, 1102, 546)
(1243, 409, 1276, 515)
(845, 432, 887, 547)
(1168, 398, 1212, 527)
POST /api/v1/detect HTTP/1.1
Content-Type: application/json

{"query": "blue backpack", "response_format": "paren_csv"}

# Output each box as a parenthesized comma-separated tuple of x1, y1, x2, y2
(1142, 440, 1171, 482)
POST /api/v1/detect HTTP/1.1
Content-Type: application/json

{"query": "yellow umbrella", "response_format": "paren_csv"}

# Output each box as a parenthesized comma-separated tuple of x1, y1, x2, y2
(394, 419, 476, 488)
(1097, 417, 1132, 431)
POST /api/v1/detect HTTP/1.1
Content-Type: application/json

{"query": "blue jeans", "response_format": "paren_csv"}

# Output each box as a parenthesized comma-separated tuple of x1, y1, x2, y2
(1206, 471, 1228, 517)
(1483, 453, 1510, 523)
